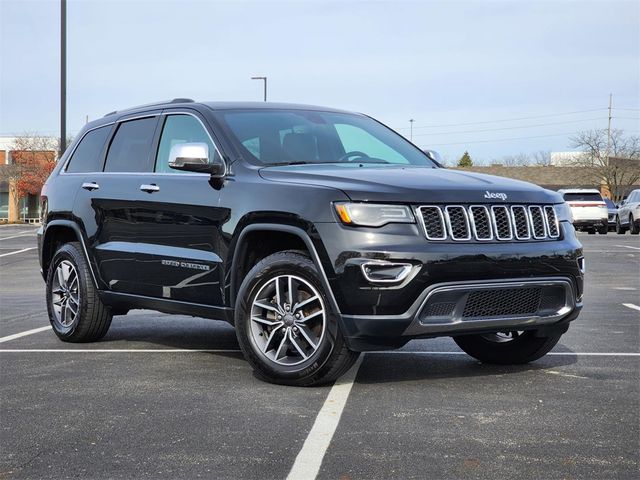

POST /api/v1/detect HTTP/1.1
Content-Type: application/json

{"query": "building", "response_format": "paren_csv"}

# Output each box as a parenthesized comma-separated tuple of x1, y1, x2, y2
(0, 136, 58, 223)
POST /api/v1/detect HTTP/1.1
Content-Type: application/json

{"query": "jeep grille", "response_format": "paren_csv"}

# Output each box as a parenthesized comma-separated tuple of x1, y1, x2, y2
(417, 205, 560, 242)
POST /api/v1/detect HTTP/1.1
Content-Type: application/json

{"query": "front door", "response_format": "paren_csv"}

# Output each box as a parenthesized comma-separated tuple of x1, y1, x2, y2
(125, 111, 228, 306)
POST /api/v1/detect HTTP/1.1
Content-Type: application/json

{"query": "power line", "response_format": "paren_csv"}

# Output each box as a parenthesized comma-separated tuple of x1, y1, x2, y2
(410, 117, 606, 138)
(397, 108, 606, 130)
(423, 131, 582, 147)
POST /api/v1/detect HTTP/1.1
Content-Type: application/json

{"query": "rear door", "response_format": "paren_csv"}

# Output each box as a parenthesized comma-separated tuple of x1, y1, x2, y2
(120, 110, 228, 306)
(74, 113, 161, 294)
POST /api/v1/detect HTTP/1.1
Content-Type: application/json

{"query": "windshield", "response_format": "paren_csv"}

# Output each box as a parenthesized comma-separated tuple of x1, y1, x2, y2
(214, 109, 437, 167)
(563, 192, 603, 202)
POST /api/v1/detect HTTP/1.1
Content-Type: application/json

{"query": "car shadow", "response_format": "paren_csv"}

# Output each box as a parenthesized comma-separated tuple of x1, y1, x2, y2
(357, 346, 579, 384)
(99, 314, 579, 386)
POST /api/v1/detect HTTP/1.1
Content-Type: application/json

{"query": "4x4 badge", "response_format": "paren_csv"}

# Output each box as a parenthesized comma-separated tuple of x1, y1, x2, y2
(484, 191, 508, 201)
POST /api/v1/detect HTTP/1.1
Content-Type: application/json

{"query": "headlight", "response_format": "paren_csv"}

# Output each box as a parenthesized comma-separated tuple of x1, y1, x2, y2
(555, 202, 573, 222)
(334, 202, 415, 227)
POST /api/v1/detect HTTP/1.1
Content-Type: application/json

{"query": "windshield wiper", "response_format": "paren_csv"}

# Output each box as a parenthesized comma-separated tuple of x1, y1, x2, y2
(264, 161, 312, 167)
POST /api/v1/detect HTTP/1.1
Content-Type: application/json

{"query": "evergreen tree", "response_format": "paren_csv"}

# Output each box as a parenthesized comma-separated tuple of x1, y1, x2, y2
(457, 151, 473, 167)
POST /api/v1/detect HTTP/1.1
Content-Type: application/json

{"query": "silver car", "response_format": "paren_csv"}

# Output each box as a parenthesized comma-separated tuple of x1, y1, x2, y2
(616, 189, 640, 234)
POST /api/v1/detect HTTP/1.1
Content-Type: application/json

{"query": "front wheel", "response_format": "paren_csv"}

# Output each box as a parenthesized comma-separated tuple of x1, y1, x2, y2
(235, 251, 359, 386)
(453, 330, 562, 364)
(616, 216, 627, 234)
(598, 225, 608, 235)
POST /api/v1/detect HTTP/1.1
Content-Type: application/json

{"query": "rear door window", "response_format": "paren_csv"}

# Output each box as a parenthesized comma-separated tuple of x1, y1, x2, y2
(66, 125, 111, 173)
(104, 117, 158, 172)
(562, 192, 603, 202)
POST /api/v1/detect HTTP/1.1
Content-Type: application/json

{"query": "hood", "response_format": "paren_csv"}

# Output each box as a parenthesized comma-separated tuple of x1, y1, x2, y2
(259, 164, 562, 204)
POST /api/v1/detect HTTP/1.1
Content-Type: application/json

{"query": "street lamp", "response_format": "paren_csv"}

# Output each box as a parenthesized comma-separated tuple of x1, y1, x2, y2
(251, 76, 267, 102)
(409, 119, 414, 141)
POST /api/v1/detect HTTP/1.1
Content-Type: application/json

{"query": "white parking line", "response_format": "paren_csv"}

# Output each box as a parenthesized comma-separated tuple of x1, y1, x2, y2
(0, 247, 37, 258)
(623, 303, 640, 312)
(614, 244, 640, 251)
(0, 348, 241, 353)
(0, 233, 36, 241)
(0, 348, 638, 356)
(286, 354, 364, 480)
(0, 326, 51, 344)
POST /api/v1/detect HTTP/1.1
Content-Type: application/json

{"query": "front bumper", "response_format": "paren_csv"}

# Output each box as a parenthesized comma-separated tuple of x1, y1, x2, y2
(313, 221, 584, 351)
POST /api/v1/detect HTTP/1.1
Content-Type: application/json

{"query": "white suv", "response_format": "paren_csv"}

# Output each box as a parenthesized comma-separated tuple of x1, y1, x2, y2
(558, 188, 608, 235)
(616, 189, 640, 235)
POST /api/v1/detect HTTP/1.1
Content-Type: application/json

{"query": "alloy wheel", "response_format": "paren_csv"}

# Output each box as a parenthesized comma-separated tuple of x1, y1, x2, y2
(249, 274, 326, 366)
(51, 260, 80, 327)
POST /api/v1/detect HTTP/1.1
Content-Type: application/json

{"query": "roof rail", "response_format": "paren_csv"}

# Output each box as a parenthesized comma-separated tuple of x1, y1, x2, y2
(104, 98, 195, 117)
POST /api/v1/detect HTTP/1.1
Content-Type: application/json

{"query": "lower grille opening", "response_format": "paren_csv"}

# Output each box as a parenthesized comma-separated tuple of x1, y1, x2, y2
(462, 288, 542, 318)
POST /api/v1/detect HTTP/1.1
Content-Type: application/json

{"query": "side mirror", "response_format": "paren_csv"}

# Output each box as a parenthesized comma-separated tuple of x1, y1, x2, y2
(168, 143, 225, 176)
(423, 149, 444, 167)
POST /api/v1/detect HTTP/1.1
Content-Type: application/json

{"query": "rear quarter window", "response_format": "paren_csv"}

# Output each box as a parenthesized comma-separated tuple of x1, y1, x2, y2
(65, 125, 112, 173)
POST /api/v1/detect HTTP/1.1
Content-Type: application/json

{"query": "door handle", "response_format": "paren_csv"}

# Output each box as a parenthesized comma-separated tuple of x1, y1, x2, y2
(81, 182, 100, 191)
(139, 183, 160, 193)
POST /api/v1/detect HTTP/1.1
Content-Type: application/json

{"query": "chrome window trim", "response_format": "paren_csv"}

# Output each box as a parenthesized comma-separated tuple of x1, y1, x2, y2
(416, 206, 447, 240)
(444, 205, 471, 241)
(468, 205, 493, 241)
(510, 205, 531, 240)
(528, 205, 547, 239)
(490, 205, 513, 241)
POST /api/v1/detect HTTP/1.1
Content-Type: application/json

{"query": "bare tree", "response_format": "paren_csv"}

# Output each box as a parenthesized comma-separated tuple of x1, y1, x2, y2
(569, 129, 640, 202)
(532, 150, 552, 166)
(501, 153, 531, 166)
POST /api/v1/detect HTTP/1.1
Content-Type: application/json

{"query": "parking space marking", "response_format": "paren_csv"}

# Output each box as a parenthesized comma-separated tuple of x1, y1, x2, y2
(614, 287, 637, 291)
(615, 244, 640, 251)
(0, 326, 51, 344)
(0, 349, 638, 356)
(0, 348, 241, 353)
(286, 354, 364, 480)
(0, 233, 37, 241)
(623, 303, 640, 312)
(0, 247, 36, 258)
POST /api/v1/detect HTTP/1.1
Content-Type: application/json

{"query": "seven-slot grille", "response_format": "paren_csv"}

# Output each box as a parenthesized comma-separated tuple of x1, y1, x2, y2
(417, 205, 560, 242)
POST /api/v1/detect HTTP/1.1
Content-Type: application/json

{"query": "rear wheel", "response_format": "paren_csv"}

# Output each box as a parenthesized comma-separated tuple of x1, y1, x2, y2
(46, 242, 112, 342)
(598, 225, 608, 234)
(453, 330, 562, 364)
(235, 251, 358, 386)
(587, 228, 596, 235)
(630, 214, 639, 235)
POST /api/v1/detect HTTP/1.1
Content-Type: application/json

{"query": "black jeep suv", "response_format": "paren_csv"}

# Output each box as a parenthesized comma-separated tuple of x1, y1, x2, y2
(38, 100, 584, 386)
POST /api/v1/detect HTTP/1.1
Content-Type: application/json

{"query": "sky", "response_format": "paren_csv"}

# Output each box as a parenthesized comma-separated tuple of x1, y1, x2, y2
(1, 0, 639, 164)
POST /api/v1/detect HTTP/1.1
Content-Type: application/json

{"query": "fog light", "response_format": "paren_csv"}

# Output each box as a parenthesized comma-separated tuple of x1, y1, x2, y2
(361, 262, 412, 283)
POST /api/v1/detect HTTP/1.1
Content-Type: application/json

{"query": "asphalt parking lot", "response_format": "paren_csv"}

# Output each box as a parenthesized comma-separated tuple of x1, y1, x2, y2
(0, 224, 638, 479)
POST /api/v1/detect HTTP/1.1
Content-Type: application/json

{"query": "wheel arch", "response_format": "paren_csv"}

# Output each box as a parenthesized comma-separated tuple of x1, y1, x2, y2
(229, 223, 340, 314)
(41, 220, 98, 288)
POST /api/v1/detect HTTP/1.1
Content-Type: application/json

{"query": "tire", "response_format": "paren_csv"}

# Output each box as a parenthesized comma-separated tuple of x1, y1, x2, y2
(235, 250, 359, 386)
(587, 228, 596, 235)
(630, 214, 639, 235)
(46, 242, 112, 342)
(616, 215, 627, 234)
(598, 226, 608, 235)
(453, 330, 562, 365)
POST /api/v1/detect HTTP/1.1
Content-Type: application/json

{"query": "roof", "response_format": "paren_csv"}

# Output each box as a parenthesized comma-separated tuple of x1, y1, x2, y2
(103, 99, 353, 119)
(557, 188, 601, 193)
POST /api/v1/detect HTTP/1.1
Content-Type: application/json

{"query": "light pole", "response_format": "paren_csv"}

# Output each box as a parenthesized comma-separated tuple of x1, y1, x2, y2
(251, 76, 267, 102)
(409, 119, 414, 141)
(60, 0, 67, 156)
